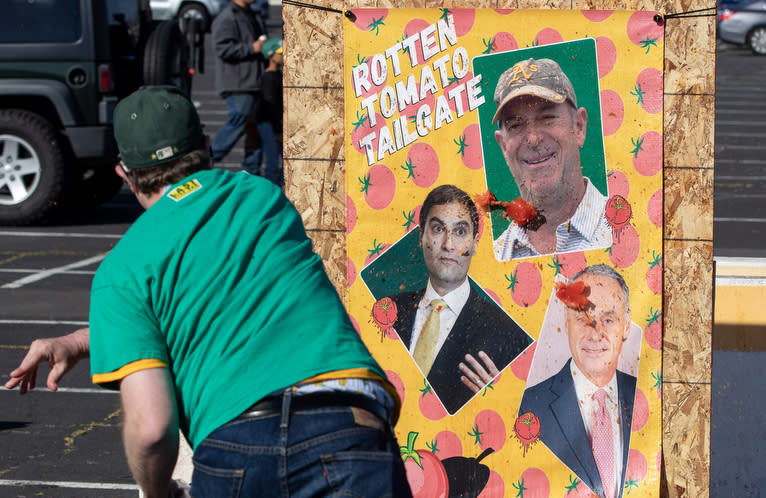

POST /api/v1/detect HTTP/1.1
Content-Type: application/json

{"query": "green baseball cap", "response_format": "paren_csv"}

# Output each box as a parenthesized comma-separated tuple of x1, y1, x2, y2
(263, 37, 282, 59)
(492, 58, 578, 124)
(113, 85, 205, 169)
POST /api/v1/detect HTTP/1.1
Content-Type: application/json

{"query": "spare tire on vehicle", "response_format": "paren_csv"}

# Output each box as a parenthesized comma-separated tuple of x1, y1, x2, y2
(143, 20, 193, 97)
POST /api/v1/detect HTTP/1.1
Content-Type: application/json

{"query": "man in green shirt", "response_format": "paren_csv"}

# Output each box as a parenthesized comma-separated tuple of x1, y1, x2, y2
(6, 86, 410, 498)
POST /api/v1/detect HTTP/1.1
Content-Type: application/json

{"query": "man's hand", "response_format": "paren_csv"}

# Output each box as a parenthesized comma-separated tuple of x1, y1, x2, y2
(459, 351, 500, 393)
(252, 37, 266, 53)
(4, 327, 90, 393)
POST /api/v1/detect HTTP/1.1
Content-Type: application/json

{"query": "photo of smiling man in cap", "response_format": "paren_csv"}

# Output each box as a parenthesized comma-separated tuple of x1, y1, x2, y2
(477, 43, 612, 261)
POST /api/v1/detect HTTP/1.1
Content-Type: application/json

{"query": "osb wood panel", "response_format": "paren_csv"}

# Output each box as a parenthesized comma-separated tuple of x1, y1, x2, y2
(665, 94, 715, 169)
(285, 156, 346, 231)
(663, 240, 714, 383)
(662, 382, 711, 497)
(664, 167, 714, 241)
(307, 229, 349, 302)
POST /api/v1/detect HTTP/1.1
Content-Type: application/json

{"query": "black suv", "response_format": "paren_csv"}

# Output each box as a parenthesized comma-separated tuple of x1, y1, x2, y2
(0, 0, 199, 225)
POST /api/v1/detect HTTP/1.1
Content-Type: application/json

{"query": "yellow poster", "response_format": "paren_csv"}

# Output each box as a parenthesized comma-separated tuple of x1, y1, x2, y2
(344, 9, 663, 497)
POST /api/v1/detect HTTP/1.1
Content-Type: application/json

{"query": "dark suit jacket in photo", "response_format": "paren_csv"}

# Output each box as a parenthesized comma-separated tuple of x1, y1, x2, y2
(389, 285, 531, 414)
(518, 358, 637, 498)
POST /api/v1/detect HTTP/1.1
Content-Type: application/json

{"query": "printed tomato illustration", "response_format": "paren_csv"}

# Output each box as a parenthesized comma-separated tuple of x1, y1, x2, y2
(433, 430, 463, 459)
(349, 9, 388, 33)
(440, 8, 475, 36)
(646, 251, 663, 294)
(419, 381, 447, 421)
(515, 467, 550, 498)
(633, 130, 662, 176)
(647, 188, 663, 228)
(510, 342, 536, 381)
(607, 224, 640, 268)
(489, 32, 518, 53)
(534, 27, 563, 45)
(644, 307, 662, 350)
(405, 142, 440, 188)
(552, 251, 587, 280)
(600, 89, 624, 136)
(384, 369, 405, 409)
(400, 92, 436, 123)
(403, 18, 430, 66)
(350, 111, 386, 155)
(371, 297, 398, 341)
(483, 287, 502, 307)
(636, 68, 663, 114)
(445, 71, 476, 116)
(605, 195, 633, 235)
(472, 409, 506, 452)
(346, 257, 356, 287)
(401, 431, 450, 498)
(360, 163, 395, 210)
(349, 314, 361, 336)
(596, 36, 617, 78)
(364, 239, 391, 265)
(478, 470, 504, 498)
(632, 387, 649, 432)
(513, 411, 541, 456)
(562, 474, 598, 497)
(402, 204, 423, 234)
(346, 194, 357, 234)
(627, 11, 664, 49)
(582, 10, 614, 22)
(607, 169, 630, 199)
(506, 262, 543, 308)
(624, 449, 648, 495)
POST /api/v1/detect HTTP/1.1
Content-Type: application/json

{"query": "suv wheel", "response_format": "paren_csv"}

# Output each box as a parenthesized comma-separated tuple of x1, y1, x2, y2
(0, 110, 70, 225)
(178, 3, 211, 32)
(143, 21, 192, 96)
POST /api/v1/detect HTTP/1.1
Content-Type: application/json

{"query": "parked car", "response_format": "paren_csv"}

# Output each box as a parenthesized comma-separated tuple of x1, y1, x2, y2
(718, 0, 766, 54)
(0, 0, 193, 225)
(150, 0, 227, 31)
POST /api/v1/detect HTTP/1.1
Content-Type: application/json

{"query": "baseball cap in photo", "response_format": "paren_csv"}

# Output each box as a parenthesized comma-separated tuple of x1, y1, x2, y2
(113, 85, 205, 169)
(263, 37, 283, 59)
(492, 58, 578, 124)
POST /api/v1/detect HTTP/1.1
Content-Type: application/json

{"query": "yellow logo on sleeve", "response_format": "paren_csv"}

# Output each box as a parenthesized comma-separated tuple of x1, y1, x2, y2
(167, 179, 202, 201)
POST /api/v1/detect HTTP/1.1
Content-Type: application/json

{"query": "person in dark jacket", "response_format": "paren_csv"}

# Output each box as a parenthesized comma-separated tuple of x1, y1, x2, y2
(210, 0, 266, 173)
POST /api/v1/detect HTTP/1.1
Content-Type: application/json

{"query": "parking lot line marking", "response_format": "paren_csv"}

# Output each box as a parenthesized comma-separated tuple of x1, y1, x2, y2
(0, 386, 117, 394)
(0, 230, 123, 239)
(2, 254, 107, 289)
(0, 479, 137, 490)
(0, 320, 88, 326)
(0, 268, 95, 275)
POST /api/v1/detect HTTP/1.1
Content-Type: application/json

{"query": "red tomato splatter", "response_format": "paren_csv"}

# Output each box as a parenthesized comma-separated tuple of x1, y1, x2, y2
(607, 224, 640, 268)
(346, 194, 357, 234)
(473, 409, 506, 452)
(350, 111, 386, 156)
(363, 164, 396, 210)
(632, 388, 650, 432)
(627, 11, 665, 47)
(647, 188, 663, 228)
(555, 251, 588, 279)
(646, 251, 662, 294)
(582, 10, 614, 22)
(513, 412, 541, 456)
(384, 370, 405, 410)
(607, 169, 630, 199)
(478, 470, 505, 498)
(442, 8, 475, 37)
(555, 280, 591, 311)
(406, 142, 440, 188)
(346, 257, 356, 287)
(433, 430, 463, 459)
(419, 383, 448, 421)
(401, 432, 449, 498)
(371, 297, 398, 341)
(491, 32, 518, 52)
(605, 195, 633, 234)
(503, 198, 539, 227)
(534, 27, 563, 45)
(633, 130, 662, 176)
(636, 68, 663, 114)
(510, 342, 537, 381)
(349, 9, 389, 33)
(600, 89, 624, 136)
(596, 36, 617, 78)
(644, 307, 662, 350)
(518, 467, 550, 498)
(508, 262, 543, 308)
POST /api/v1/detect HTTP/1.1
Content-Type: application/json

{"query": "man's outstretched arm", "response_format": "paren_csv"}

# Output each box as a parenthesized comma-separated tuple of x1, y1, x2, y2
(120, 367, 179, 498)
(4, 327, 90, 393)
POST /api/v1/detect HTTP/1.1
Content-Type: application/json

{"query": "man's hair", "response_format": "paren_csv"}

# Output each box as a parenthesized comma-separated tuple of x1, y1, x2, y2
(419, 184, 479, 238)
(569, 264, 630, 314)
(124, 148, 211, 195)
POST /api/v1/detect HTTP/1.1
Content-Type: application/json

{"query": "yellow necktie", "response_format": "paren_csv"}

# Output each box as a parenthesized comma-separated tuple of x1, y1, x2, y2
(413, 298, 447, 376)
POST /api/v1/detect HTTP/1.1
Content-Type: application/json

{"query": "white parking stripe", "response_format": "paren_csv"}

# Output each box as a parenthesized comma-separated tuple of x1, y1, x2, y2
(0, 479, 137, 490)
(0, 386, 115, 394)
(0, 320, 88, 326)
(0, 230, 123, 239)
(1, 254, 107, 289)
(0, 268, 95, 275)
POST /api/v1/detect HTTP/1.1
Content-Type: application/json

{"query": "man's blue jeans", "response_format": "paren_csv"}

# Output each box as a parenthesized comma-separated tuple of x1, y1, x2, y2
(191, 391, 412, 497)
(257, 121, 283, 187)
(211, 93, 261, 168)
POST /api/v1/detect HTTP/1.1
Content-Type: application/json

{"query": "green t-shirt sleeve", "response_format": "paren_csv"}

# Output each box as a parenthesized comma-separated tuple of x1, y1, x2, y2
(90, 278, 169, 386)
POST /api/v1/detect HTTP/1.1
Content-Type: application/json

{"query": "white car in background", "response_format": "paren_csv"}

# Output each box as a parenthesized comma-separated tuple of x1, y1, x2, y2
(150, 0, 270, 32)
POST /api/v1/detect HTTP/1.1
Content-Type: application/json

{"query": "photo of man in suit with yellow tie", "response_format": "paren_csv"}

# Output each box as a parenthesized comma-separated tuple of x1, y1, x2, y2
(518, 264, 637, 498)
(386, 184, 531, 415)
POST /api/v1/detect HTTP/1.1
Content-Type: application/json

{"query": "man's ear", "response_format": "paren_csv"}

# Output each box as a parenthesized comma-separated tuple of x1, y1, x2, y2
(575, 107, 588, 148)
(114, 164, 137, 195)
